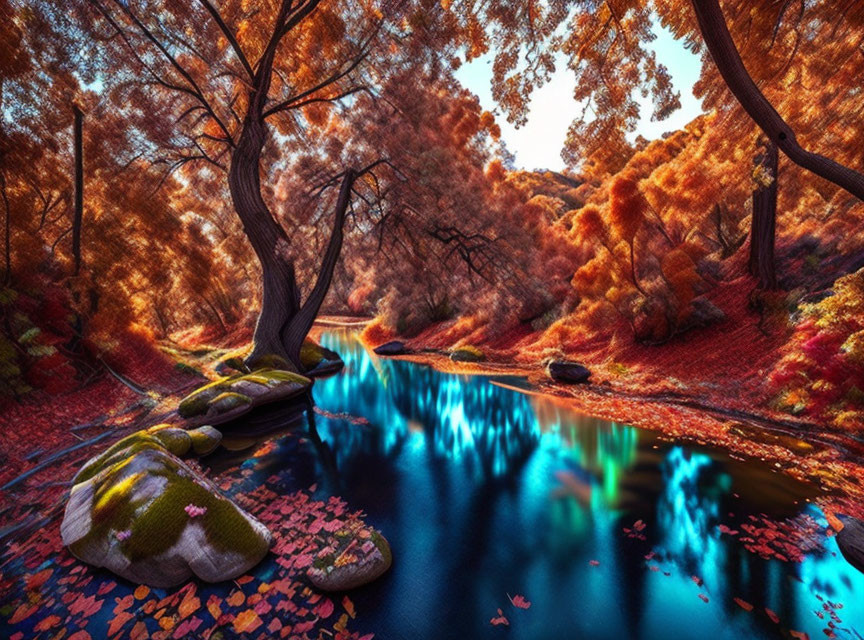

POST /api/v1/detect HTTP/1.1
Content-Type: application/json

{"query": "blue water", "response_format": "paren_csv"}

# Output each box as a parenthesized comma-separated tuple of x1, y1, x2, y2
(293, 329, 863, 640)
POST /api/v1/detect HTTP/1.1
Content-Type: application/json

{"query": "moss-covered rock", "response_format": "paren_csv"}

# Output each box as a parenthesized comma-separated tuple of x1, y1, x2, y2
(188, 425, 222, 456)
(307, 522, 392, 591)
(247, 353, 291, 371)
(178, 368, 312, 426)
(208, 391, 252, 413)
(449, 345, 486, 362)
(299, 339, 344, 377)
(61, 424, 270, 588)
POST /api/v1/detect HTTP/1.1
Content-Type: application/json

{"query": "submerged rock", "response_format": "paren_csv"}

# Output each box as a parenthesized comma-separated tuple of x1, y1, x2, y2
(836, 515, 864, 574)
(449, 345, 485, 362)
(547, 361, 591, 384)
(307, 522, 392, 591)
(61, 424, 271, 588)
(178, 368, 311, 427)
(373, 340, 407, 356)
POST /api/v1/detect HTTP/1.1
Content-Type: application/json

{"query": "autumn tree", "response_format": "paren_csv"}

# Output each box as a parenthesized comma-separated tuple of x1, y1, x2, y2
(609, 174, 647, 295)
(441, 0, 864, 288)
(31, 0, 411, 370)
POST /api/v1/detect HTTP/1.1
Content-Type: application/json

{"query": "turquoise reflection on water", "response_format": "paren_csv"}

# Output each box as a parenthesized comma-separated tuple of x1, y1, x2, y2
(305, 329, 863, 639)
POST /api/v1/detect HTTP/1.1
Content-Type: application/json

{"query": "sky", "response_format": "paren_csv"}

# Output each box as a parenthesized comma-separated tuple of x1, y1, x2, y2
(454, 25, 705, 171)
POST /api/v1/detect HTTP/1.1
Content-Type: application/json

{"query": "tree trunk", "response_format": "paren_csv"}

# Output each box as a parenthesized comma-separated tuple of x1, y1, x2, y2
(691, 0, 864, 202)
(225, 2, 357, 372)
(0, 172, 10, 285)
(280, 169, 356, 365)
(227, 118, 303, 369)
(72, 105, 84, 277)
(749, 141, 779, 289)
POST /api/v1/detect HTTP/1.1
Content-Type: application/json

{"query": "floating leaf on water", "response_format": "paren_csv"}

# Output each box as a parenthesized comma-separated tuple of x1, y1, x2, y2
(490, 608, 509, 626)
(734, 598, 754, 611)
(508, 593, 531, 609)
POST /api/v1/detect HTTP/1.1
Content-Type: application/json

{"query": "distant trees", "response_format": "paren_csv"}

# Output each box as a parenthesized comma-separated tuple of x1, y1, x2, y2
(443, 0, 864, 289)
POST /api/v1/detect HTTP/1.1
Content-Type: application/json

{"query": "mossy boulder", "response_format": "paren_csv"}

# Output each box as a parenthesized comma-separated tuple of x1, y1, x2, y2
(61, 424, 271, 588)
(299, 339, 344, 377)
(178, 368, 311, 427)
(307, 521, 392, 591)
(188, 425, 222, 456)
(449, 345, 485, 363)
(214, 356, 250, 376)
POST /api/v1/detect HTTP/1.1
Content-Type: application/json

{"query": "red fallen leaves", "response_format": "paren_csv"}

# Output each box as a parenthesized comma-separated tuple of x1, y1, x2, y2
(314, 598, 335, 619)
(33, 614, 62, 631)
(717, 524, 739, 536)
(735, 513, 823, 563)
(8, 603, 37, 625)
(508, 593, 531, 609)
(623, 518, 648, 540)
(698, 594, 709, 603)
(232, 609, 263, 634)
(343, 596, 356, 619)
(690, 575, 703, 586)
(490, 609, 509, 626)
(490, 593, 531, 627)
(733, 598, 754, 611)
(589, 560, 600, 567)
(107, 611, 135, 636)
(26, 568, 52, 591)
(765, 608, 779, 623)
(1, 465, 378, 640)
(790, 632, 810, 640)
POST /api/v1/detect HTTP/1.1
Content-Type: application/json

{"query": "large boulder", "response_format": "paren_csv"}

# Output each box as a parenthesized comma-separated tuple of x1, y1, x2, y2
(307, 521, 392, 591)
(373, 341, 408, 356)
(547, 361, 591, 384)
(178, 368, 311, 427)
(61, 425, 271, 588)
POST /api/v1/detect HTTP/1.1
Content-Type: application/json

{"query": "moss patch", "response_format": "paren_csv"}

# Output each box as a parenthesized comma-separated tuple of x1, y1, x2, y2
(450, 345, 486, 362)
(70, 430, 268, 565)
(178, 368, 311, 418)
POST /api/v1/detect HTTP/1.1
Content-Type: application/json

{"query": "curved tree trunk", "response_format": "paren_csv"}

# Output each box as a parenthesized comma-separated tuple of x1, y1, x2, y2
(227, 117, 302, 368)
(691, 0, 864, 202)
(72, 104, 84, 277)
(749, 140, 779, 289)
(281, 169, 356, 365)
(228, 116, 359, 370)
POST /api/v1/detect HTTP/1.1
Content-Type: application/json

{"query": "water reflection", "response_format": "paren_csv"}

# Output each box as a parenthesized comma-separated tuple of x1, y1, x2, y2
(236, 329, 863, 639)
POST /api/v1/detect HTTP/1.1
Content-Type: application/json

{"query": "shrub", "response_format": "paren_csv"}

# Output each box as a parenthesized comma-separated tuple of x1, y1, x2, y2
(769, 268, 864, 427)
